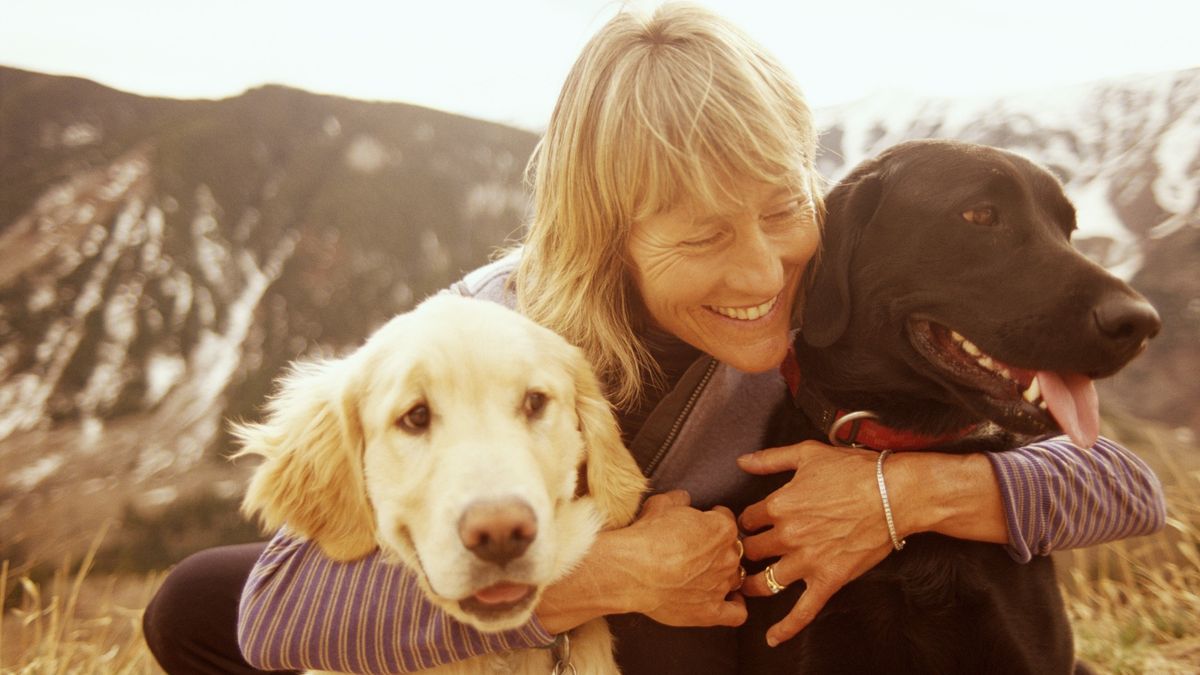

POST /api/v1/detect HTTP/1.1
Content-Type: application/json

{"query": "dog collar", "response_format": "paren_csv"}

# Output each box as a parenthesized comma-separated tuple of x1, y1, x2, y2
(780, 347, 978, 451)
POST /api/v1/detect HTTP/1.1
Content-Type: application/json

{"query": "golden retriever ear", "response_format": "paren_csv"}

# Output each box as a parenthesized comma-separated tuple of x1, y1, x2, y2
(568, 350, 646, 527)
(234, 359, 377, 561)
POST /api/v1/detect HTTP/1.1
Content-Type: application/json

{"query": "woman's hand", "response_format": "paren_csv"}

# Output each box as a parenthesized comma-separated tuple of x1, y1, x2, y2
(736, 441, 894, 646)
(536, 490, 747, 633)
(735, 441, 1009, 646)
(626, 490, 748, 627)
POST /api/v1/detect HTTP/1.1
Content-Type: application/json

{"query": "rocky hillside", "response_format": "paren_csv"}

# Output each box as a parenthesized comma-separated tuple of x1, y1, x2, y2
(0, 66, 537, 569)
(0, 65, 1195, 571)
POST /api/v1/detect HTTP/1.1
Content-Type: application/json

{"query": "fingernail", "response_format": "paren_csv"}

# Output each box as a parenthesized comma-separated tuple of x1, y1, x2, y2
(766, 635, 779, 648)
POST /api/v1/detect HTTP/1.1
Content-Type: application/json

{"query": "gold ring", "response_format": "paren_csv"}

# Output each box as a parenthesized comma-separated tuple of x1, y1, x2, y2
(764, 564, 785, 595)
(736, 566, 747, 589)
(734, 538, 744, 559)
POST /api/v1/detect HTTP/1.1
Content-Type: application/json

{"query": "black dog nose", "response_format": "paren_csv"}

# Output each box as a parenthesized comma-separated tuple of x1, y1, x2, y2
(458, 498, 537, 565)
(1093, 293, 1161, 348)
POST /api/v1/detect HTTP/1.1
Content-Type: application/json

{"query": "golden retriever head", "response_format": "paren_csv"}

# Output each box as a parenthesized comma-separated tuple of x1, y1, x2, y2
(235, 295, 645, 630)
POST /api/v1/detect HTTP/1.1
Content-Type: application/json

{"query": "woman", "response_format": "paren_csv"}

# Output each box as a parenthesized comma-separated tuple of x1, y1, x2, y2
(143, 3, 1165, 673)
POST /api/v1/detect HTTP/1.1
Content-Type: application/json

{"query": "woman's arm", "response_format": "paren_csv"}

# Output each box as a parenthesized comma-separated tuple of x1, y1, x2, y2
(238, 492, 745, 673)
(737, 434, 1166, 645)
(237, 533, 556, 673)
(885, 435, 1166, 559)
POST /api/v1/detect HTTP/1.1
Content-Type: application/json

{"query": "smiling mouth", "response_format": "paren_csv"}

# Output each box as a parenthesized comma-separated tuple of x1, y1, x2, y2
(907, 319, 1100, 448)
(706, 294, 779, 321)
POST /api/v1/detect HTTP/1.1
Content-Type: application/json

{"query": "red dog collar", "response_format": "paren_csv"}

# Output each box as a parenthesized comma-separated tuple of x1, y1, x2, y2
(781, 348, 978, 452)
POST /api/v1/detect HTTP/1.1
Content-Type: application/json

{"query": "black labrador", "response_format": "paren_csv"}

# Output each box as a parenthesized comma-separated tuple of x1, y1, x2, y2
(737, 139, 1161, 674)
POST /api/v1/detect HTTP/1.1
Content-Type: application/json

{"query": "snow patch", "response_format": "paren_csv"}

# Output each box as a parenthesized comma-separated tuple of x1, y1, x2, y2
(345, 135, 393, 173)
(9, 455, 65, 491)
(61, 123, 102, 148)
(145, 352, 187, 407)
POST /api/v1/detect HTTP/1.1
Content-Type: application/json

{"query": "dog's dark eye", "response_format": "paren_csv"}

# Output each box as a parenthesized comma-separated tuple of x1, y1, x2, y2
(523, 391, 548, 418)
(396, 404, 431, 432)
(962, 207, 997, 226)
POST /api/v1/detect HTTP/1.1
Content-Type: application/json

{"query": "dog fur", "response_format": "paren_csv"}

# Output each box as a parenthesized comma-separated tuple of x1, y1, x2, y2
(236, 294, 646, 675)
(739, 139, 1159, 674)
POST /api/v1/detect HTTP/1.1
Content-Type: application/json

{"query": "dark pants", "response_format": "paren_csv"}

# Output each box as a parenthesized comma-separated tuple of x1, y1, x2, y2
(143, 543, 298, 675)
(144, 541, 739, 674)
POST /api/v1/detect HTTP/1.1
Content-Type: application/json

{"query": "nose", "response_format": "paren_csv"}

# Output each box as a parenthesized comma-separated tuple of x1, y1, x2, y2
(725, 228, 784, 295)
(457, 498, 537, 565)
(1092, 292, 1161, 355)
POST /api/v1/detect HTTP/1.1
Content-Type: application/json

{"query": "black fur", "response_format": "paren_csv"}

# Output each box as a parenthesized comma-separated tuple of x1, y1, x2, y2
(736, 140, 1158, 674)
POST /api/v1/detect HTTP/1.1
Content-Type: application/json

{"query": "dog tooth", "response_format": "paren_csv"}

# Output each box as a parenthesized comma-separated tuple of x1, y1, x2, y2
(1000, 367, 1013, 380)
(1038, 400, 1049, 411)
(977, 355, 995, 370)
(961, 340, 982, 357)
(951, 330, 965, 343)
(1022, 378, 1041, 404)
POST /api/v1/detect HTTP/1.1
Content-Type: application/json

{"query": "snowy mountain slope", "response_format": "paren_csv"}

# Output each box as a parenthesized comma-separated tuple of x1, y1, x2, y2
(0, 65, 1194, 568)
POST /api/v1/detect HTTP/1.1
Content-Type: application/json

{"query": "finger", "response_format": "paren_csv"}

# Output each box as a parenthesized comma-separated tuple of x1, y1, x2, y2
(710, 504, 736, 521)
(741, 555, 799, 598)
(738, 493, 785, 536)
(740, 526, 783, 562)
(640, 489, 691, 515)
(766, 581, 836, 647)
(714, 595, 748, 627)
(736, 444, 806, 475)
(731, 565, 747, 592)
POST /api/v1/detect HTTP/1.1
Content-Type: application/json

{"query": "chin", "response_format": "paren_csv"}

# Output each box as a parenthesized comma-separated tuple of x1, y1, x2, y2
(718, 340, 789, 374)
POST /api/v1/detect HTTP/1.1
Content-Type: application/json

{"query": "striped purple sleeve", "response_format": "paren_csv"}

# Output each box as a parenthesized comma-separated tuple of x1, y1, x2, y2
(986, 435, 1166, 563)
(237, 531, 556, 673)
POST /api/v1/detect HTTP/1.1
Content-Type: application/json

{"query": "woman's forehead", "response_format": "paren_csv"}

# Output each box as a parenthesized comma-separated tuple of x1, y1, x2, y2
(676, 179, 808, 221)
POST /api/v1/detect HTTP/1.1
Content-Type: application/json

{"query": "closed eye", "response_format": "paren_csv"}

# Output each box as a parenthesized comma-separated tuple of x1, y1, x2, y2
(678, 230, 726, 249)
(762, 197, 813, 224)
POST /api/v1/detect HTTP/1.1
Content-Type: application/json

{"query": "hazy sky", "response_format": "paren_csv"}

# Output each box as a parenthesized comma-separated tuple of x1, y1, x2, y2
(2, 0, 1197, 130)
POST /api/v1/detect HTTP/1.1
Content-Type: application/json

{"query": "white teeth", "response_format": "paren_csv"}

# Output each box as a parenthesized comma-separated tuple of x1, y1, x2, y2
(1022, 378, 1041, 404)
(962, 340, 982, 357)
(977, 355, 995, 369)
(710, 296, 777, 321)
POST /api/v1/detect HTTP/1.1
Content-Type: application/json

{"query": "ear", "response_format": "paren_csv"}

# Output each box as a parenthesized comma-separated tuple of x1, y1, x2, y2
(234, 358, 377, 561)
(801, 171, 883, 348)
(567, 349, 646, 528)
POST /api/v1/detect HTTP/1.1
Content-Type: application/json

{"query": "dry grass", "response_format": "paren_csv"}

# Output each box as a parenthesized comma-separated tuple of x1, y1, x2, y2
(1056, 419, 1200, 674)
(2, 421, 1197, 674)
(0, 528, 163, 675)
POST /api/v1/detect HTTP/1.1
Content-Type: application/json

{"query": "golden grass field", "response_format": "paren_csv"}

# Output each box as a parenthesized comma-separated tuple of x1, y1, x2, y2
(2, 416, 1197, 674)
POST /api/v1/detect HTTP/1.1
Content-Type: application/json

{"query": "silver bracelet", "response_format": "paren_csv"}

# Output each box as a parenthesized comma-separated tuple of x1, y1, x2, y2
(876, 450, 906, 551)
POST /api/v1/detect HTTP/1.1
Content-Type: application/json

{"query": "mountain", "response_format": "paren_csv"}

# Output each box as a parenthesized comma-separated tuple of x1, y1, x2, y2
(0, 66, 538, 569)
(811, 68, 1200, 437)
(0, 66, 1196, 571)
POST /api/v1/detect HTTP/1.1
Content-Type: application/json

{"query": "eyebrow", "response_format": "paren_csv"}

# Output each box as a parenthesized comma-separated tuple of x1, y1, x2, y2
(695, 188, 807, 225)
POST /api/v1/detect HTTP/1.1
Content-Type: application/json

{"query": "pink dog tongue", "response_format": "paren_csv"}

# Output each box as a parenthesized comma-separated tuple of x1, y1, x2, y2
(1036, 371, 1100, 449)
(472, 582, 532, 605)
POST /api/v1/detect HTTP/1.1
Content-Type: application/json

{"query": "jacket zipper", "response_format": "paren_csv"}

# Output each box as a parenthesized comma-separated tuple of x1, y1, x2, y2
(644, 358, 718, 476)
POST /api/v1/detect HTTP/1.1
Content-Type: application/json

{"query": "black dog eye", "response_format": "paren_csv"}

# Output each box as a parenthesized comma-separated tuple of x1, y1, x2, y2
(962, 207, 997, 226)
(396, 404, 431, 433)
(523, 391, 548, 419)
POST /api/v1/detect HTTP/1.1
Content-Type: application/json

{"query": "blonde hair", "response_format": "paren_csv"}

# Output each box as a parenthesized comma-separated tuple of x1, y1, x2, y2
(513, 2, 822, 409)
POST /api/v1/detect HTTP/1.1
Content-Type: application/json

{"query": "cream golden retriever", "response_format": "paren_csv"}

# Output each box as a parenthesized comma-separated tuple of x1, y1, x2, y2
(236, 294, 646, 675)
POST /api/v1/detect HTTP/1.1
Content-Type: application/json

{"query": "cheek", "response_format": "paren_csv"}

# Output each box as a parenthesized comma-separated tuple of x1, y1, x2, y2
(363, 439, 426, 519)
(781, 226, 821, 266)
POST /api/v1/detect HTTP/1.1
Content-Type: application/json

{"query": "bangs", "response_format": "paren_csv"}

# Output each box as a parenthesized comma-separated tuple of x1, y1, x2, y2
(596, 32, 815, 223)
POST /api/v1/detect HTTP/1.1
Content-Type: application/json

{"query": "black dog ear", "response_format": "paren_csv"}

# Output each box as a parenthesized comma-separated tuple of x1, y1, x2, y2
(801, 171, 883, 348)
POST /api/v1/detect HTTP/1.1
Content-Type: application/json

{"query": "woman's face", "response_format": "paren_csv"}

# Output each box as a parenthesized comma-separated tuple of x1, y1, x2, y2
(628, 180, 820, 374)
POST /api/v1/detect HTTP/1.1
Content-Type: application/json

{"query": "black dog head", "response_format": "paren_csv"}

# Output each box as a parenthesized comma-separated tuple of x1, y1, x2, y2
(796, 139, 1160, 445)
